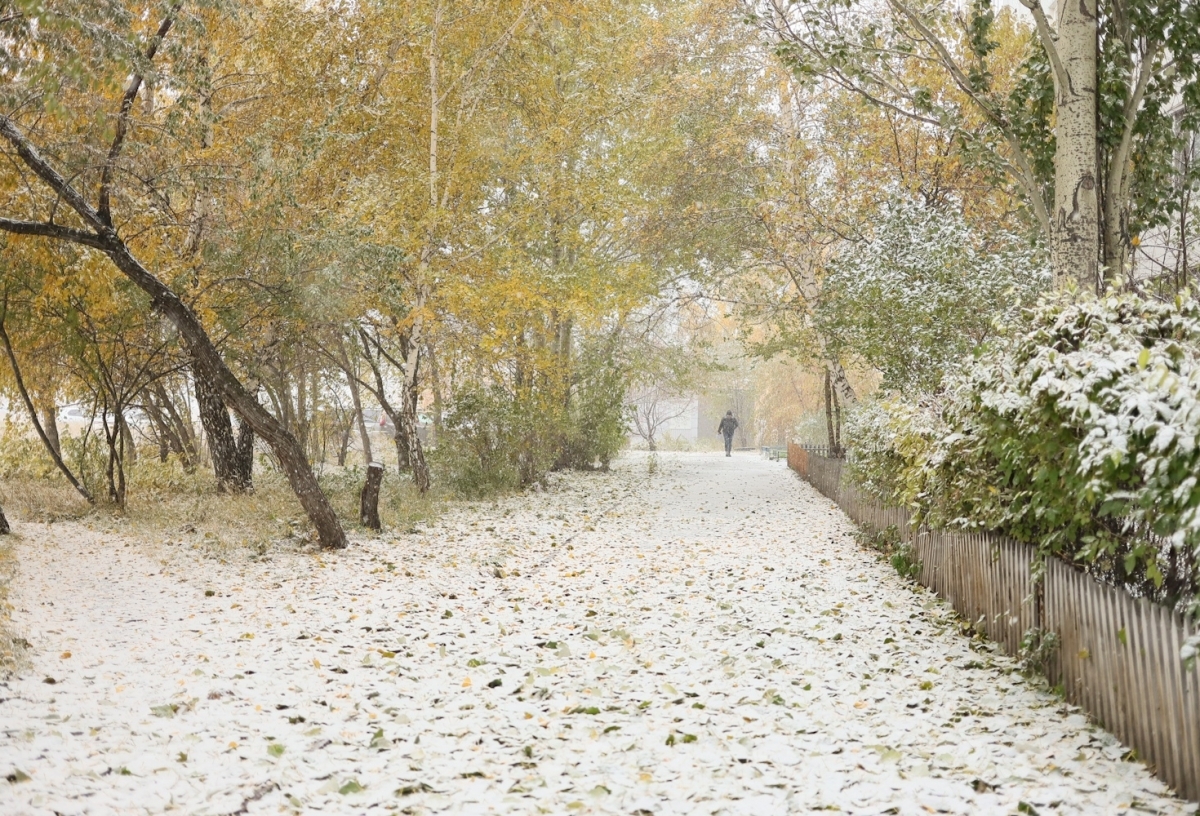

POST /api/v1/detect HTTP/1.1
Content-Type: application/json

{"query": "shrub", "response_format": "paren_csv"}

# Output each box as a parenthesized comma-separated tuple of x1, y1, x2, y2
(847, 292, 1200, 661)
(433, 387, 531, 498)
(433, 348, 630, 498)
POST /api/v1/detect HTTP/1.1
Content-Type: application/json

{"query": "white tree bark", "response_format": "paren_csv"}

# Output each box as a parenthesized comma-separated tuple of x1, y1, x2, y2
(1032, 0, 1101, 288)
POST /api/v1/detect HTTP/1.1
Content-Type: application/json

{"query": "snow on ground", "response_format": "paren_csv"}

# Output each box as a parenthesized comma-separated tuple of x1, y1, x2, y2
(0, 451, 1194, 815)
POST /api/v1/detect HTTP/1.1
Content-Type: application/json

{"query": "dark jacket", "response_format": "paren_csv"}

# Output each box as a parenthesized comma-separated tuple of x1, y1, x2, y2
(718, 416, 739, 437)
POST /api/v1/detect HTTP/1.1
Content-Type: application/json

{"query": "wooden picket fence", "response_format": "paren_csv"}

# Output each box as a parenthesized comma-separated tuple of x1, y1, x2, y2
(788, 442, 1200, 802)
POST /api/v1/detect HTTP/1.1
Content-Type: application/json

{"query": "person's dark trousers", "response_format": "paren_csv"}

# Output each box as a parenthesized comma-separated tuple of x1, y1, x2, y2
(723, 434, 733, 456)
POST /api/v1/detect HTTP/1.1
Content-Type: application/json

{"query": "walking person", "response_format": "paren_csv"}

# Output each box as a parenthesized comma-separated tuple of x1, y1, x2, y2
(717, 410, 739, 457)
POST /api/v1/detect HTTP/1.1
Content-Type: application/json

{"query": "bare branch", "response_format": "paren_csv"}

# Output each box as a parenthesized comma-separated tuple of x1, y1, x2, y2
(0, 116, 110, 233)
(97, 5, 180, 225)
(0, 217, 105, 248)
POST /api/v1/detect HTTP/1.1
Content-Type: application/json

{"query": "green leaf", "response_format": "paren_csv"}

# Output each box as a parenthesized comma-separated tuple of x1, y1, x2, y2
(267, 743, 285, 757)
(1137, 348, 1151, 369)
(338, 780, 364, 795)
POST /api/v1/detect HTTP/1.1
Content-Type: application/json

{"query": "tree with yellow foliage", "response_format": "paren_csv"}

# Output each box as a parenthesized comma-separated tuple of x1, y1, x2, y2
(0, 2, 347, 546)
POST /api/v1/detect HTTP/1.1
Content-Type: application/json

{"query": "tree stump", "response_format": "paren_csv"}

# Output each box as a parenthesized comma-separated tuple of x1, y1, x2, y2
(359, 462, 384, 532)
(0, 505, 9, 535)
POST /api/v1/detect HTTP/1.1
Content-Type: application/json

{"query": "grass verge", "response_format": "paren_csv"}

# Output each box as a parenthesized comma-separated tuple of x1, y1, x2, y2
(0, 456, 444, 557)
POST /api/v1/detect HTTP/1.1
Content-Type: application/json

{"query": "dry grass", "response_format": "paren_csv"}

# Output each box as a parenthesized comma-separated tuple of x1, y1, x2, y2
(0, 533, 27, 679)
(117, 464, 444, 555)
(0, 479, 92, 523)
(0, 456, 444, 559)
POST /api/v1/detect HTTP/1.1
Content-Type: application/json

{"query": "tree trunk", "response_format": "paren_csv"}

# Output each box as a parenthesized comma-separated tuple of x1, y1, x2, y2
(355, 326, 408, 474)
(831, 372, 842, 457)
(143, 386, 185, 464)
(826, 357, 857, 408)
(151, 408, 172, 462)
(153, 381, 197, 468)
(400, 287, 431, 493)
(195, 365, 248, 492)
(121, 413, 137, 466)
(101, 407, 127, 507)
(41, 404, 60, 457)
(342, 338, 374, 466)
(427, 343, 443, 443)
(0, 504, 9, 534)
(359, 461, 383, 532)
(233, 418, 254, 490)
(824, 368, 836, 454)
(1050, 0, 1101, 290)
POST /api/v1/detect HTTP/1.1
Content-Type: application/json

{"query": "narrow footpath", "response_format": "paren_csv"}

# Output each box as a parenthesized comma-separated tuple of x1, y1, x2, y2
(0, 452, 1193, 815)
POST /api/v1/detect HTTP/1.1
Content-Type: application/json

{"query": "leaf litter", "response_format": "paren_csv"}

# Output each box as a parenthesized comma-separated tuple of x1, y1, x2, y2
(0, 452, 1194, 814)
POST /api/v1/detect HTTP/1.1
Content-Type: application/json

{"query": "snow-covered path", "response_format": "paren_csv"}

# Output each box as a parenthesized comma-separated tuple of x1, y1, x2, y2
(0, 452, 1193, 815)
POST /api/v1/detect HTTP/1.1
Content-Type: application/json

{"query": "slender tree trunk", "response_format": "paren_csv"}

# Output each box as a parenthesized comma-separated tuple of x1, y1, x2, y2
(101, 406, 127, 507)
(150, 408, 172, 462)
(143, 385, 188, 464)
(826, 359, 857, 408)
(831, 373, 842, 456)
(824, 368, 836, 454)
(295, 360, 310, 460)
(0, 312, 93, 504)
(341, 337, 374, 465)
(154, 381, 197, 467)
(0, 503, 9, 534)
(356, 327, 408, 474)
(1050, 0, 1101, 289)
(426, 342, 443, 444)
(41, 404, 61, 457)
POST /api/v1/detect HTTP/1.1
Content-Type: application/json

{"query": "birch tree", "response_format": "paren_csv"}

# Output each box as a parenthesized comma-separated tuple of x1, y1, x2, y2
(758, 0, 1200, 288)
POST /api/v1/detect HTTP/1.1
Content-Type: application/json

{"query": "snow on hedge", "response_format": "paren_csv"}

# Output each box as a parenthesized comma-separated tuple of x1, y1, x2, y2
(848, 293, 1200, 662)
